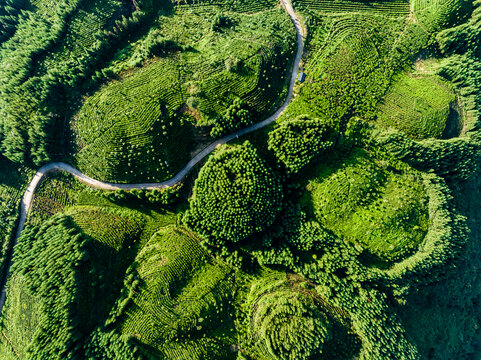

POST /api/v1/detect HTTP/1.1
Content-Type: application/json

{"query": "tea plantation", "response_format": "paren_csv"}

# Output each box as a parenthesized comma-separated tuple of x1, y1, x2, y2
(70, 6, 296, 182)
(377, 73, 458, 139)
(0, 0, 481, 358)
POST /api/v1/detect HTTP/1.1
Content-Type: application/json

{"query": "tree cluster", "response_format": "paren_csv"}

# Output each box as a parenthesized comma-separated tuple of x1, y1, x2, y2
(0, 0, 28, 43)
(211, 12, 235, 32)
(184, 141, 283, 246)
(10, 215, 91, 359)
(210, 98, 253, 138)
(268, 115, 335, 174)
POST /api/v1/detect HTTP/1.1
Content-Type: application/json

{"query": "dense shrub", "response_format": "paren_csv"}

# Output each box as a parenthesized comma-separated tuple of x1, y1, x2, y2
(211, 12, 235, 31)
(210, 98, 253, 137)
(184, 141, 283, 244)
(139, 29, 183, 58)
(268, 115, 335, 174)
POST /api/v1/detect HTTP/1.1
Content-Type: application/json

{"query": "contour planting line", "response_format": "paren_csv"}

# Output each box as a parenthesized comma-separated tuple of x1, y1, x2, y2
(0, 0, 304, 313)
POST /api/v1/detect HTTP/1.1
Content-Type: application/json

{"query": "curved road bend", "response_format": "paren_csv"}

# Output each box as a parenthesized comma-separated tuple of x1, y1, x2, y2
(0, 0, 304, 313)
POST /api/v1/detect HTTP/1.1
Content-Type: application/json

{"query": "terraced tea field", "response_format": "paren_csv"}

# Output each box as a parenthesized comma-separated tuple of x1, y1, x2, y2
(35, 0, 125, 75)
(377, 73, 458, 139)
(302, 149, 429, 264)
(71, 6, 296, 183)
(0, 0, 479, 358)
(293, 0, 410, 16)
(116, 226, 236, 359)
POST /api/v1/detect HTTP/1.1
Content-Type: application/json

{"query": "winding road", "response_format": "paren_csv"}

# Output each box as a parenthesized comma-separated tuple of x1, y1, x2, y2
(0, 0, 304, 313)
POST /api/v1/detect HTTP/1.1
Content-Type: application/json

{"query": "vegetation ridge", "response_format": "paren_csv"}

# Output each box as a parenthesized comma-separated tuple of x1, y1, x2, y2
(0, 0, 305, 316)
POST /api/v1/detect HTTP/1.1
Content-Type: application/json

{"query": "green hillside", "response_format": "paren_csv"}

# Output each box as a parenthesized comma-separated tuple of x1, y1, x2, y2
(302, 149, 429, 264)
(70, 6, 295, 182)
(0, 0, 481, 359)
(377, 73, 457, 139)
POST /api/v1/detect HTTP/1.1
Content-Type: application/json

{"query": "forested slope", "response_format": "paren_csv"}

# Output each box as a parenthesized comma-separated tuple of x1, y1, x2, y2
(0, 0, 480, 359)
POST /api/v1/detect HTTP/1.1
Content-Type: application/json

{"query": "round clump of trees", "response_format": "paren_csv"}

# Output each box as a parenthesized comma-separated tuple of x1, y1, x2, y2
(184, 141, 283, 244)
(249, 278, 332, 360)
(268, 115, 335, 174)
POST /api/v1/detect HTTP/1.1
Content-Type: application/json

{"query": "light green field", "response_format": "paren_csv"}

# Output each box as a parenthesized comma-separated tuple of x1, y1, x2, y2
(377, 73, 457, 139)
(302, 149, 429, 263)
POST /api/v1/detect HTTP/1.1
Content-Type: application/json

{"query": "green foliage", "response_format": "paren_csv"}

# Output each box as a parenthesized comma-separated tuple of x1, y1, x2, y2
(185, 142, 283, 244)
(268, 114, 335, 174)
(0, 273, 41, 360)
(211, 98, 253, 137)
(303, 149, 429, 263)
(247, 277, 331, 360)
(330, 286, 420, 360)
(0, 195, 181, 359)
(138, 29, 183, 58)
(172, 0, 278, 13)
(370, 173, 469, 290)
(35, 0, 124, 75)
(68, 206, 144, 251)
(413, 0, 473, 33)
(377, 73, 457, 140)
(1, 0, 480, 359)
(84, 328, 141, 360)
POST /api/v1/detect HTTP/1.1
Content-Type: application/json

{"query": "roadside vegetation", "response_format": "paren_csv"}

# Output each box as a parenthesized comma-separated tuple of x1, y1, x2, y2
(0, 0, 480, 359)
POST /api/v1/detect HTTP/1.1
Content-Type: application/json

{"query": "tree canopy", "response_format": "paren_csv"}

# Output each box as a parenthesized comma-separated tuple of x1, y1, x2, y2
(268, 115, 335, 174)
(184, 141, 283, 244)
